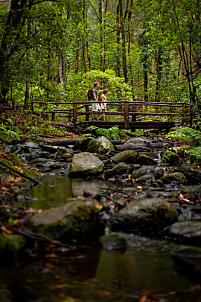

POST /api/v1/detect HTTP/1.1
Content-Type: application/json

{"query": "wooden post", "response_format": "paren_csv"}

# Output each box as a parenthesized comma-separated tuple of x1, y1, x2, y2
(73, 103, 77, 122)
(182, 104, 186, 126)
(31, 101, 33, 113)
(52, 112, 55, 121)
(85, 105, 89, 121)
(124, 101, 129, 130)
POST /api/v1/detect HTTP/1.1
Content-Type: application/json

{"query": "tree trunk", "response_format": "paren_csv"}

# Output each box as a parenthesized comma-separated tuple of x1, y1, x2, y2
(119, 0, 128, 83)
(58, 49, 65, 91)
(116, 0, 121, 77)
(155, 47, 162, 102)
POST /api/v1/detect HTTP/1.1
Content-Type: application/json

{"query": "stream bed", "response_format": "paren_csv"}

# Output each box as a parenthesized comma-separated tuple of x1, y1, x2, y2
(1, 175, 201, 302)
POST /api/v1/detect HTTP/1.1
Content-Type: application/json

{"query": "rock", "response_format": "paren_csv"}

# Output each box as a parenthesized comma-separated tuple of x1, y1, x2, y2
(161, 150, 181, 166)
(111, 150, 137, 164)
(23, 142, 39, 149)
(127, 138, 149, 145)
(105, 162, 130, 177)
(74, 137, 93, 152)
(99, 233, 127, 250)
(115, 144, 150, 152)
(110, 198, 178, 233)
(29, 201, 104, 243)
(161, 172, 188, 185)
(56, 149, 73, 161)
(0, 234, 26, 253)
(39, 144, 59, 153)
(136, 155, 157, 165)
(132, 166, 155, 178)
(87, 136, 114, 154)
(136, 174, 152, 183)
(168, 221, 201, 245)
(68, 152, 104, 176)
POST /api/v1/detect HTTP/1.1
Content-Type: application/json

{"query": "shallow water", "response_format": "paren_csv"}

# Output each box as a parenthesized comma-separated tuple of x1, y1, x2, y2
(2, 175, 201, 302)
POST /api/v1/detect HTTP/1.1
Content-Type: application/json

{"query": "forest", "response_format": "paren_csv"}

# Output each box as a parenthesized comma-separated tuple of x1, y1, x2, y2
(0, 0, 200, 111)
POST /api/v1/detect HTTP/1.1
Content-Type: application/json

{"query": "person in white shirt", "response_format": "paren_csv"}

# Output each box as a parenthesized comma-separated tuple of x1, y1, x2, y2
(99, 89, 108, 121)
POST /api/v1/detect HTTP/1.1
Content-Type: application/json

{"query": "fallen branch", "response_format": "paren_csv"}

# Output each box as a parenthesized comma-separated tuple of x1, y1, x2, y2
(13, 228, 76, 250)
(0, 160, 40, 185)
(105, 194, 126, 209)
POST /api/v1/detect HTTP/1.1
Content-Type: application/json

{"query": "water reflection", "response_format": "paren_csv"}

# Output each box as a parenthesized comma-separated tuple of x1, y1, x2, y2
(23, 175, 115, 209)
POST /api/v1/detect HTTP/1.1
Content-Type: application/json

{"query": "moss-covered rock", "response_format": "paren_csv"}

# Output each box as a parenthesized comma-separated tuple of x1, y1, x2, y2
(111, 150, 137, 164)
(136, 174, 152, 183)
(100, 233, 127, 250)
(87, 136, 114, 154)
(110, 198, 178, 233)
(29, 201, 105, 243)
(105, 162, 130, 177)
(132, 166, 155, 178)
(68, 152, 104, 177)
(161, 150, 181, 166)
(136, 155, 157, 165)
(168, 221, 201, 245)
(74, 137, 93, 152)
(161, 172, 188, 185)
(0, 234, 26, 253)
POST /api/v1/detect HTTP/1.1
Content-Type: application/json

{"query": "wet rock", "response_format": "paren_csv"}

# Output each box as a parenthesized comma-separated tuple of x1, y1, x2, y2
(39, 151, 52, 159)
(68, 152, 104, 176)
(56, 149, 73, 161)
(132, 166, 155, 178)
(29, 201, 104, 243)
(105, 162, 130, 177)
(110, 198, 178, 234)
(39, 144, 59, 153)
(127, 138, 149, 145)
(161, 172, 188, 185)
(23, 142, 39, 149)
(136, 154, 157, 165)
(100, 233, 127, 250)
(115, 144, 150, 152)
(111, 150, 137, 164)
(136, 174, 152, 183)
(168, 221, 201, 245)
(161, 150, 181, 166)
(87, 136, 114, 154)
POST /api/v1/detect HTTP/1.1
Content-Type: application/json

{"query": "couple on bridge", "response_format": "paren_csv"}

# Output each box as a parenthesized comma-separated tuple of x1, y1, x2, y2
(88, 82, 107, 122)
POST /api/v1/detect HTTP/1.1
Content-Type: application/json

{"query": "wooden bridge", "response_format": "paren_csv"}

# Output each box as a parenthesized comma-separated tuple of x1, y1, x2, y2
(31, 101, 192, 131)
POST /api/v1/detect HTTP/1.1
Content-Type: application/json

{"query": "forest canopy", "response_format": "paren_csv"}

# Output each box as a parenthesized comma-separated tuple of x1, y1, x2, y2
(0, 0, 200, 108)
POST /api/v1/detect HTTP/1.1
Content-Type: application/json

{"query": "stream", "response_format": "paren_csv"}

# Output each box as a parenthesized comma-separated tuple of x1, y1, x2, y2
(1, 175, 201, 302)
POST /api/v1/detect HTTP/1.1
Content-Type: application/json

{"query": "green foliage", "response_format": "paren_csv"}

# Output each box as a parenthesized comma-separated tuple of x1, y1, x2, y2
(165, 127, 201, 163)
(166, 127, 201, 146)
(83, 126, 129, 140)
(0, 124, 20, 142)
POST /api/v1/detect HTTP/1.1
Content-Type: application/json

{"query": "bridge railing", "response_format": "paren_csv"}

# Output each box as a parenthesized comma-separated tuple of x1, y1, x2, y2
(31, 100, 192, 129)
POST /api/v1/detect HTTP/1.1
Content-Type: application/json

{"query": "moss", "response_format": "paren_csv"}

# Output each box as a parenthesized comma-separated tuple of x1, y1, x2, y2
(0, 234, 26, 253)
(161, 172, 188, 185)
(0, 149, 38, 179)
(161, 151, 181, 166)
(38, 204, 104, 243)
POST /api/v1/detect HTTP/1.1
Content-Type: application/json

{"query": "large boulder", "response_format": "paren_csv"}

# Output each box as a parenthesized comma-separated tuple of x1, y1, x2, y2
(110, 198, 178, 233)
(68, 152, 104, 176)
(168, 221, 201, 245)
(87, 136, 114, 154)
(111, 150, 137, 164)
(29, 201, 104, 243)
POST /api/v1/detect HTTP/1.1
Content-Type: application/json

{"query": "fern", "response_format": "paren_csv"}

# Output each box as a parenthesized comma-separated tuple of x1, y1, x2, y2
(166, 127, 201, 146)
(187, 147, 201, 163)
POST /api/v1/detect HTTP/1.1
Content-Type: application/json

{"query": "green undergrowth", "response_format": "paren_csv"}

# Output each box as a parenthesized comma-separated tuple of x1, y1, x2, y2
(165, 127, 201, 163)
(82, 126, 130, 140)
